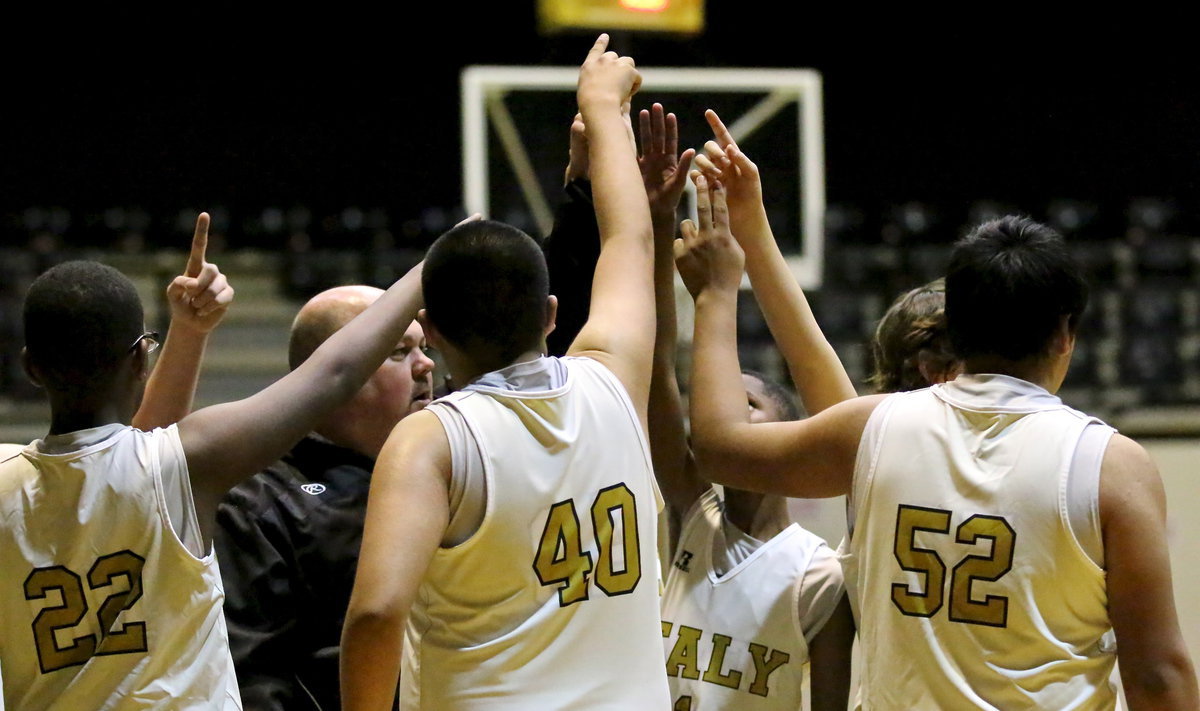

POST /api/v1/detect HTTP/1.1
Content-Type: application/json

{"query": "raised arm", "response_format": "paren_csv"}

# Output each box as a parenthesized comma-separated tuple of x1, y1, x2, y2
(693, 110, 856, 415)
(132, 213, 235, 430)
(178, 258, 424, 543)
(1102, 434, 1199, 710)
(565, 34, 656, 417)
(543, 113, 602, 357)
(341, 410, 450, 711)
(637, 103, 704, 535)
(677, 176, 876, 498)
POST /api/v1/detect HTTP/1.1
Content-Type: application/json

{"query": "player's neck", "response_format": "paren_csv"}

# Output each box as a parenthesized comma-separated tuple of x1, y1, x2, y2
(961, 356, 1060, 393)
(446, 348, 546, 390)
(723, 489, 789, 541)
(46, 396, 131, 436)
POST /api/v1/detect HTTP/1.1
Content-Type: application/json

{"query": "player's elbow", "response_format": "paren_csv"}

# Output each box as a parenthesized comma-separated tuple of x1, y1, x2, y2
(690, 430, 747, 485)
(1123, 650, 1199, 709)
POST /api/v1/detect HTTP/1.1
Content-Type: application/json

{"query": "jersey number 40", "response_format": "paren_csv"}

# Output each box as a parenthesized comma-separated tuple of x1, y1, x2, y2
(533, 483, 642, 606)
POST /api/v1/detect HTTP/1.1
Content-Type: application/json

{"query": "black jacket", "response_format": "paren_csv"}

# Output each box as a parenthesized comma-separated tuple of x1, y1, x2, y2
(215, 435, 386, 711)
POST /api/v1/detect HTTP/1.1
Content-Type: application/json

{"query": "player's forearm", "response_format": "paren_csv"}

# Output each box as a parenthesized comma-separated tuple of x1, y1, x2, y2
(735, 207, 857, 414)
(648, 224, 699, 514)
(340, 610, 405, 711)
(688, 288, 752, 471)
(132, 326, 209, 430)
(583, 103, 653, 257)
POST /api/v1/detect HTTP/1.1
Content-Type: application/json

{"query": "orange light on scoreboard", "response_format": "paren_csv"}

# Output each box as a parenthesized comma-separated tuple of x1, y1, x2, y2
(538, 0, 704, 35)
(620, 0, 670, 11)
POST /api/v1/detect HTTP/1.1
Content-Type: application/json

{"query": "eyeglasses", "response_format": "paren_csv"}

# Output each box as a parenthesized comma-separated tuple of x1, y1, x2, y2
(130, 331, 161, 355)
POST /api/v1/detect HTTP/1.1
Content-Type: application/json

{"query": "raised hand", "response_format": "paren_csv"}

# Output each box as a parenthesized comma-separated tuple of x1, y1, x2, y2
(693, 109, 763, 216)
(564, 113, 590, 184)
(165, 213, 234, 333)
(577, 33, 642, 111)
(674, 174, 744, 298)
(639, 103, 696, 224)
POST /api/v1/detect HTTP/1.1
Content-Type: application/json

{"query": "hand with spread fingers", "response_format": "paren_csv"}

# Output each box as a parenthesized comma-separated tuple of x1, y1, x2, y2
(674, 174, 744, 298)
(639, 102, 696, 226)
(165, 212, 235, 333)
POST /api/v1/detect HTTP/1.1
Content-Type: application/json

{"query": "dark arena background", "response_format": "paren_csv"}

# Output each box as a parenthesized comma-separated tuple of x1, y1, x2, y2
(2, 7, 1198, 671)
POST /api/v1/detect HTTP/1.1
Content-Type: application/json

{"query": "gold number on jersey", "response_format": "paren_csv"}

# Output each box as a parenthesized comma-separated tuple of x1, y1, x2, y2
(532, 483, 641, 606)
(23, 551, 149, 674)
(891, 505, 1016, 626)
(24, 567, 96, 674)
(533, 499, 594, 606)
(89, 551, 149, 655)
(891, 505, 951, 617)
(949, 515, 1016, 627)
(674, 695, 693, 710)
(591, 483, 641, 596)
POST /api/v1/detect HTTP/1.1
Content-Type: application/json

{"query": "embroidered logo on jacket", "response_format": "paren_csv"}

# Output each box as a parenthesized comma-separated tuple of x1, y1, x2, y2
(301, 483, 327, 496)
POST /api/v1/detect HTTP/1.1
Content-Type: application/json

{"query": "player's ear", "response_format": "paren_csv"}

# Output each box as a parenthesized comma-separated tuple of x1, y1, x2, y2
(1048, 314, 1074, 357)
(19, 348, 44, 388)
(543, 295, 558, 337)
(131, 341, 151, 382)
(417, 309, 445, 350)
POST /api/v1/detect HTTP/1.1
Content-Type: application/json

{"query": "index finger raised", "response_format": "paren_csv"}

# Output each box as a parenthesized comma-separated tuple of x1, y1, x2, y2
(186, 212, 210, 278)
(705, 109, 737, 150)
(587, 33, 610, 60)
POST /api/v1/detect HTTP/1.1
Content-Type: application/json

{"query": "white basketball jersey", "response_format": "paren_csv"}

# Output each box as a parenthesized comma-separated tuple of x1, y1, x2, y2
(0, 425, 241, 710)
(843, 375, 1116, 710)
(404, 356, 670, 710)
(661, 489, 825, 710)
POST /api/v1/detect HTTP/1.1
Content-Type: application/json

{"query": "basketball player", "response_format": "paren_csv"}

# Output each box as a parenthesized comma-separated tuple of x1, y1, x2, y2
(678, 125, 1198, 708)
(618, 105, 850, 710)
(340, 35, 671, 709)
(215, 286, 434, 711)
(0, 213, 426, 709)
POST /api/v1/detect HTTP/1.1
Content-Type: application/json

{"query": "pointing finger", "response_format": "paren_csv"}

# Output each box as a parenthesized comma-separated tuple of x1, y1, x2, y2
(704, 109, 737, 150)
(588, 33, 610, 59)
(186, 212, 210, 278)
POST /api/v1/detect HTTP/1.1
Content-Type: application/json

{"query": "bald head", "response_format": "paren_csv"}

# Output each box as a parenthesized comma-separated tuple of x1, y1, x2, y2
(288, 286, 384, 371)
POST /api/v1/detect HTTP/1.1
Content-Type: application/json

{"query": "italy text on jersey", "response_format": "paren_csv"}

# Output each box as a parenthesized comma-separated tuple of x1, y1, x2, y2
(661, 621, 791, 698)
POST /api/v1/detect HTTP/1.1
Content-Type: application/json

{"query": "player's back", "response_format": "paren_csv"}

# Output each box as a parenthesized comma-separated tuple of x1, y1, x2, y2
(844, 374, 1117, 710)
(0, 425, 240, 710)
(403, 356, 669, 710)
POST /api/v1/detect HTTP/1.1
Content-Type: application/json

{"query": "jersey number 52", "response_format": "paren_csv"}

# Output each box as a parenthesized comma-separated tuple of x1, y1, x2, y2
(891, 504, 1016, 627)
(533, 483, 641, 606)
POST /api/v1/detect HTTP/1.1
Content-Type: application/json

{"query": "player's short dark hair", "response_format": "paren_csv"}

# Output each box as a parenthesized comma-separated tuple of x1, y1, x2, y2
(741, 369, 802, 422)
(946, 216, 1088, 362)
(422, 220, 550, 370)
(869, 279, 957, 393)
(23, 260, 144, 390)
